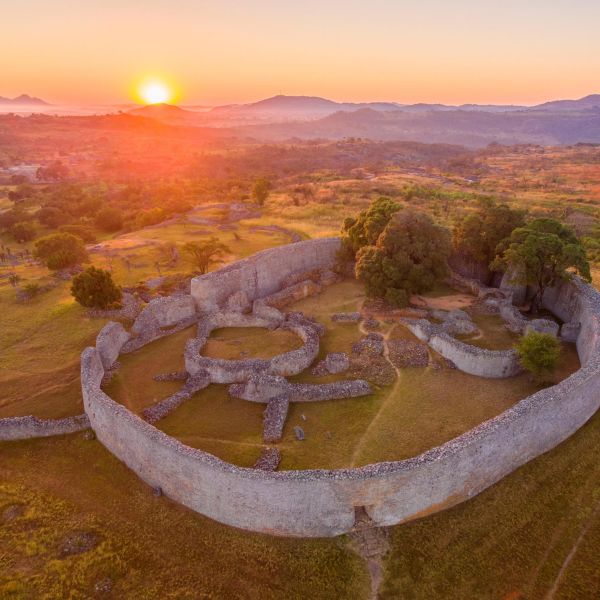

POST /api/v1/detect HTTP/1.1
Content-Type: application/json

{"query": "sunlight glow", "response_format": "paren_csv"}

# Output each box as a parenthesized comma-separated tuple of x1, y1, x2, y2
(139, 80, 172, 105)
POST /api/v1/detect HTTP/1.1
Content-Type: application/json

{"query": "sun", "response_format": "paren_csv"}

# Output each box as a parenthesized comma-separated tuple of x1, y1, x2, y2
(139, 80, 172, 105)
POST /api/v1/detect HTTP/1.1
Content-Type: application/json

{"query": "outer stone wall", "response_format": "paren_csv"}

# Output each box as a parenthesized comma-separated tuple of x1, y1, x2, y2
(190, 237, 341, 312)
(80, 240, 600, 537)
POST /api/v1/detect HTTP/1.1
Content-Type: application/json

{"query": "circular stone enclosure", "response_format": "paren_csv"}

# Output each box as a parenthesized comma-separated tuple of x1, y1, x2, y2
(80, 237, 600, 538)
(184, 310, 322, 384)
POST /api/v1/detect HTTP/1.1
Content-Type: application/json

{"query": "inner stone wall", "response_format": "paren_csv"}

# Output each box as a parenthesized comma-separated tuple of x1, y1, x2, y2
(80, 239, 600, 537)
(190, 237, 341, 312)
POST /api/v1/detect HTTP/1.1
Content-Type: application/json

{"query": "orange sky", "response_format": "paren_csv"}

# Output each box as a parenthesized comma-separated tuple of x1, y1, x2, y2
(2, 1, 599, 106)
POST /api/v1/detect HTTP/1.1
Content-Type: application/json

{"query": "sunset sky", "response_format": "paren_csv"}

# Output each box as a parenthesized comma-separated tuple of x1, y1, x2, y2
(2, 0, 599, 106)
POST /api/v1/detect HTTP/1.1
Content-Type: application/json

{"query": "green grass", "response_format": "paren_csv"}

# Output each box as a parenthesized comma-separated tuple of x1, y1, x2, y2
(128, 280, 579, 470)
(0, 435, 368, 599)
(204, 327, 302, 360)
(104, 326, 196, 414)
(379, 407, 600, 600)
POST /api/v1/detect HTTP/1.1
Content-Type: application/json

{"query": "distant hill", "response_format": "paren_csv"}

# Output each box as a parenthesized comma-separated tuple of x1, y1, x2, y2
(236, 106, 600, 147)
(0, 94, 50, 106)
(209, 95, 403, 121)
(127, 103, 201, 125)
(532, 94, 600, 112)
(118, 93, 600, 148)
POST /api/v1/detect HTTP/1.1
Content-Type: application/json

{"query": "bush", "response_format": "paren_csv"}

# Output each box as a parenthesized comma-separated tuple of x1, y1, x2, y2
(516, 331, 561, 381)
(11, 221, 36, 243)
(95, 207, 123, 232)
(71, 266, 122, 309)
(58, 224, 97, 243)
(34, 233, 88, 270)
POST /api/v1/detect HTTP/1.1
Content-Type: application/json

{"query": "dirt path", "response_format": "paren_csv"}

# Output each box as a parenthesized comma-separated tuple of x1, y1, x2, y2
(347, 508, 391, 599)
(544, 498, 600, 599)
(349, 314, 401, 468)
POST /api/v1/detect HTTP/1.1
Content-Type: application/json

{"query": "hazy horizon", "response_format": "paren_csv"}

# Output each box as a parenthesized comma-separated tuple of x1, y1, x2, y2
(2, 0, 600, 106)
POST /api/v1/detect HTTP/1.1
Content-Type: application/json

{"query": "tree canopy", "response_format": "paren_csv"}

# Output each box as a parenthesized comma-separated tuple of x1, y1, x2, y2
(453, 198, 525, 269)
(34, 232, 88, 270)
(492, 218, 590, 313)
(355, 209, 451, 307)
(341, 196, 401, 257)
(71, 266, 122, 309)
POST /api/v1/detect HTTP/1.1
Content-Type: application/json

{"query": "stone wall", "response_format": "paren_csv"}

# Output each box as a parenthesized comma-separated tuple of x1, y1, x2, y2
(428, 333, 520, 378)
(190, 237, 341, 312)
(80, 241, 600, 538)
(0, 414, 89, 441)
(185, 310, 321, 383)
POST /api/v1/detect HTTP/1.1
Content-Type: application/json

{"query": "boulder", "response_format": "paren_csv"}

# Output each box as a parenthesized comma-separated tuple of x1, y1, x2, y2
(323, 352, 350, 374)
(525, 319, 560, 337)
(560, 321, 581, 343)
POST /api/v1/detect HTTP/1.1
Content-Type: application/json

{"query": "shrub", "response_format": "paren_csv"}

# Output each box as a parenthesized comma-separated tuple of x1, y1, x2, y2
(11, 221, 36, 243)
(58, 224, 97, 243)
(95, 207, 123, 232)
(71, 266, 122, 309)
(252, 177, 272, 206)
(34, 233, 88, 270)
(516, 331, 561, 381)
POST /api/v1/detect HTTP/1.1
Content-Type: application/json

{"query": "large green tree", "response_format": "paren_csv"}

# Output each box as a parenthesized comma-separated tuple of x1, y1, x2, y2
(453, 199, 525, 278)
(340, 196, 401, 261)
(492, 218, 591, 313)
(355, 209, 451, 307)
(34, 232, 88, 270)
(71, 266, 121, 309)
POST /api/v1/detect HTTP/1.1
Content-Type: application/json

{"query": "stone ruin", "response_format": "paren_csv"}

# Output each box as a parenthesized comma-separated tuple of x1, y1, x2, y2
(4, 236, 600, 539)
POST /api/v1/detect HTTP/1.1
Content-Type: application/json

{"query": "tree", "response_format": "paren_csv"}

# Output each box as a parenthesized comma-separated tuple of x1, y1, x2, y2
(71, 266, 121, 309)
(8, 273, 21, 288)
(453, 198, 525, 279)
(355, 209, 452, 307)
(34, 233, 88, 270)
(37, 160, 69, 182)
(492, 218, 591, 313)
(252, 177, 272, 206)
(95, 207, 123, 232)
(341, 197, 401, 258)
(10, 221, 36, 243)
(183, 238, 229, 274)
(516, 331, 561, 382)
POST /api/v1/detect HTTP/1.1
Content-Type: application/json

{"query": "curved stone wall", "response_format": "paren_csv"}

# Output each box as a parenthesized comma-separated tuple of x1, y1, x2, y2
(428, 333, 520, 378)
(185, 310, 321, 383)
(80, 239, 600, 537)
(190, 237, 341, 312)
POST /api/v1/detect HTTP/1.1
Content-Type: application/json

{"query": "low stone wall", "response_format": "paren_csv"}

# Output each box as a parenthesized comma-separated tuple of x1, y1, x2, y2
(185, 311, 321, 383)
(230, 374, 372, 403)
(0, 414, 90, 441)
(80, 241, 600, 538)
(429, 333, 520, 378)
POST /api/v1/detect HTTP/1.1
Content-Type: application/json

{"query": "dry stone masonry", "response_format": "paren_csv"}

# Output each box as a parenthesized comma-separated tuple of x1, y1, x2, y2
(71, 237, 600, 537)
